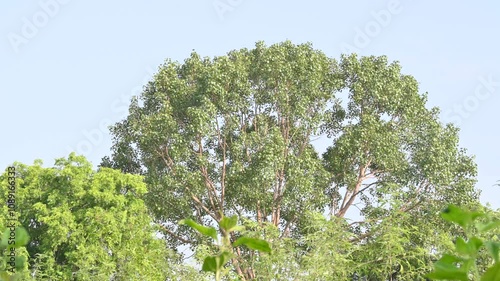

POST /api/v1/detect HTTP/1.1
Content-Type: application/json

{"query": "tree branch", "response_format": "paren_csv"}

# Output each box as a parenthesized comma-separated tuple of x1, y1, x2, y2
(336, 163, 369, 217)
(157, 223, 195, 244)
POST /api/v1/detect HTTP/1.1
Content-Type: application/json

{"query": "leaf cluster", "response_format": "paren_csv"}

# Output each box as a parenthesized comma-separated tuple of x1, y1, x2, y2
(427, 205, 500, 281)
(180, 215, 271, 280)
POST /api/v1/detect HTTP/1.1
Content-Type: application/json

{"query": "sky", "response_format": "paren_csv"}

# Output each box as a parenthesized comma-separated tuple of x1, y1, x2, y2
(1, 1, 499, 207)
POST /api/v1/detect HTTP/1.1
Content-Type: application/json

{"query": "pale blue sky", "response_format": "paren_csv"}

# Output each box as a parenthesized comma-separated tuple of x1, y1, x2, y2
(1, 1, 499, 207)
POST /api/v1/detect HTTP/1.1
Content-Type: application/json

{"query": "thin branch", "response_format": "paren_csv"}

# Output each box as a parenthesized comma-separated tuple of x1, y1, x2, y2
(221, 135, 227, 210)
(157, 223, 195, 244)
(190, 193, 218, 221)
(355, 180, 381, 197)
(281, 215, 296, 238)
(349, 231, 372, 243)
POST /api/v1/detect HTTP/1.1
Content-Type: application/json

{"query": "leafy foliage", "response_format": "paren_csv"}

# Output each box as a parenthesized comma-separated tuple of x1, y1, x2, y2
(181, 215, 271, 280)
(427, 205, 500, 281)
(0, 154, 196, 280)
(0, 226, 29, 281)
(102, 41, 480, 279)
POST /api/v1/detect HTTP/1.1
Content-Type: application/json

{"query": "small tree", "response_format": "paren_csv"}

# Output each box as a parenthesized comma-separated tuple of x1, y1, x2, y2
(0, 154, 194, 280)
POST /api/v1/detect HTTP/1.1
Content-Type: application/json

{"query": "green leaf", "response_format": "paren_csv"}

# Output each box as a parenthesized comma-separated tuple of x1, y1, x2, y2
(485, 241, 500, 263)
(179, 219, 218, 240)
(426, 254, 468, 281)
(217, 251, 231, 268)
(455, 237, 468, 255)
(219, 215, 238, 232)
(456, 236, 484, 256)
(441, 205, 483, 228)
(202, 256, 217, 273)
(426, 271, 468, 281)
(233, 237, 271, 253)
(439, 254, 464, 264)
(468, 237, 484, 255)
(481, 262, 500, 281)
(476, 221, 500, 233)
(201, 252, 231, 275)
(426, 264, 468, 281)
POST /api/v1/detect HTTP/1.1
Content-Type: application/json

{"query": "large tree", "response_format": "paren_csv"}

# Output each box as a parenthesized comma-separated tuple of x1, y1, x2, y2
(103, 41, 479, 279)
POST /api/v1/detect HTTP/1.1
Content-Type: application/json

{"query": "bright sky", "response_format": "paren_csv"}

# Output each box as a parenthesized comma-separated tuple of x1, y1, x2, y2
(1, 1, 499, 207)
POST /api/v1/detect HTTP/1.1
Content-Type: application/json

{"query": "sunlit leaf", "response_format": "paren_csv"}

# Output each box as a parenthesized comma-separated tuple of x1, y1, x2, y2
(441, 205, 483, 228)
(234, 237, 271, 253)
(202, 256, 217, 273)
(476, 221, 500, 233)
(219, 215, 238, 232)
(179, 219, 218, 240)
(481, 263, 500, 281)
(485, 241, 500, 263)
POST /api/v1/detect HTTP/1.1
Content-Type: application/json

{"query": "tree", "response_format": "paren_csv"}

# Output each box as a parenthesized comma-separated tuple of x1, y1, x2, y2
(320, 54, 479, 279)
(0, 154, 196, 280)
(103, 41, 480, 279)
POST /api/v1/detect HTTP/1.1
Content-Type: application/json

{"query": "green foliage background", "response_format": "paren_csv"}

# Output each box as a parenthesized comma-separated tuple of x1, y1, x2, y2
(0, 154, 199, 280)
(1, 41, 493, 280)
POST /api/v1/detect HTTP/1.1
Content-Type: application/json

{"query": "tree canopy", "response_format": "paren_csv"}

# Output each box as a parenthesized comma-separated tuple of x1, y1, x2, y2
(100, 41, 481, 280)
(0, 154, 197, 280)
